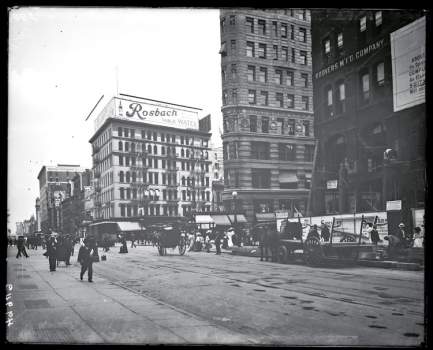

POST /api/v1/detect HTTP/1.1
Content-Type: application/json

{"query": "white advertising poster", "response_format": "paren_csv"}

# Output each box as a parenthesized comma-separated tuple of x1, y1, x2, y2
(391, 16, 425, 112)
(94, 96, 200, 131)
(286, 212, 388, 244)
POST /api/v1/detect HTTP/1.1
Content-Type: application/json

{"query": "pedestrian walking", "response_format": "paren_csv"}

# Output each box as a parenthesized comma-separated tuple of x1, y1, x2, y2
(205, 232, 211, 253)
(78, 239, 95, 282)
(215, 230, 222, 255)
(45, 234, 58, 271)
(320, 221, 330, 242)
(307, 224, 320, 241)
(369, 224, 380, 245)
(64, 235, 73, 265)
(16, 236, 29, 258)
(130, 234, 137, 248)
(119, 236, 128, 253)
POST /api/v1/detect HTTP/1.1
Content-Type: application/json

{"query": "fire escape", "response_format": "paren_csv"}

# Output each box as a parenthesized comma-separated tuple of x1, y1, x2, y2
(188, 143, 207, 214)
(92, 144, 102, 219)
(130, 140, 150, 216)
(165, 144, 179, 216)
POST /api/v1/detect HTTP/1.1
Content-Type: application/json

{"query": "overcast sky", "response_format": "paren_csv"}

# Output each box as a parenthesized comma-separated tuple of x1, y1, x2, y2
(8, 7, 222, 232)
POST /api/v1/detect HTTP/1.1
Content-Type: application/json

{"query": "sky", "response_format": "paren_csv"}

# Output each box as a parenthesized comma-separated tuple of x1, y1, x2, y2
(8, 7, 223, 232)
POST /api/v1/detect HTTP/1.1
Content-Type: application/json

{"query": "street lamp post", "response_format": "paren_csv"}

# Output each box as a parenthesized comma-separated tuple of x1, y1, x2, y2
(232, 191, 238, 242)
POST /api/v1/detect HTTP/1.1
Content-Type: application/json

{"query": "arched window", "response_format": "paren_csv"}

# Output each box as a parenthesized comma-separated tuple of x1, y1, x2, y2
(119, 141, 123, 151)
(181, 149, 185, 157)
(153, 145, 158, 154)
(132, 171, 136, 182)
(186, 149, 190, 158)
(119, 171, 124, 183)
(182, 176, 186, 186)
(161, 146, 165, 155)
(131, 143, 135, 152)
(126, 171, 130, 183)
(147, 145, 152, 153)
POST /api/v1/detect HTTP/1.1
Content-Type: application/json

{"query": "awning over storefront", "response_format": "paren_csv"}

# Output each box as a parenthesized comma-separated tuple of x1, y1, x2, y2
(117, 221, 142, 232)
(227, 214, 248, 224)
(211, 214, 231, 226)
(305, 173, 312, 179)
(255, 213, 276, 222)
(195, 215, 215, 224)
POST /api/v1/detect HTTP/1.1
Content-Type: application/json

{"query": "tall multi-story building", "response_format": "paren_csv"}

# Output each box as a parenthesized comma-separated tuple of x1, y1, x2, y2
(89, 94, 212, 223)
(37, 164, 86, 232)
(310, 10, 425, 231)
(219, 9, 316, 222)
(60, 169, 93, 234)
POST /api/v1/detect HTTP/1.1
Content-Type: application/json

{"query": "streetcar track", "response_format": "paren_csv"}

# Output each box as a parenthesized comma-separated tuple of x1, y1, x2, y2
(93, 250, 423, 317)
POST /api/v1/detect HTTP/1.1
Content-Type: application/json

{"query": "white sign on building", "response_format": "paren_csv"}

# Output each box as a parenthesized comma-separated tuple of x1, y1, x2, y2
(391, 16, 425, 112)
(386, 200, 402, 211)
(94, 96, 200, 132)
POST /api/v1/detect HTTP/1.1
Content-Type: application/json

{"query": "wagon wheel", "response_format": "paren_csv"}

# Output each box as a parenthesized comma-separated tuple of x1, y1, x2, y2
(340, 235, 356, 243)
(277, 245, 288, 264)
(178, 237, 187, 256)
(303, 237, 324, 266)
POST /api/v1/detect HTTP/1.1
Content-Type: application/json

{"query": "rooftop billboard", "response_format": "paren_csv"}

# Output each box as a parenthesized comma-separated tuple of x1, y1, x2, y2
(94, 96, 200, 132)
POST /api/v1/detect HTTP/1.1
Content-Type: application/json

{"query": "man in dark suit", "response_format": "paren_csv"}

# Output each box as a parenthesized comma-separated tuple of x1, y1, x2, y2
(46, 235, 57, 271)
(16, 236, 29, 258)
(78, 239, 95, 282)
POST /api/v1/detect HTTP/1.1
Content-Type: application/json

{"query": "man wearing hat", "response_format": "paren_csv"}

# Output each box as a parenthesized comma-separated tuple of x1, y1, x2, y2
(45, 233, 58, 272)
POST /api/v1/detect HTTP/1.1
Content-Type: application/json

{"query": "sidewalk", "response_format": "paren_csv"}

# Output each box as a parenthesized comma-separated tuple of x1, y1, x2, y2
(229, 246, 423, 271)
(6, 246, 253, 344)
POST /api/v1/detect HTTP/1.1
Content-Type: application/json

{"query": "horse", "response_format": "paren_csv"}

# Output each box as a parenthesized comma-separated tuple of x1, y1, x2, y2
(255, 223, 280, 262)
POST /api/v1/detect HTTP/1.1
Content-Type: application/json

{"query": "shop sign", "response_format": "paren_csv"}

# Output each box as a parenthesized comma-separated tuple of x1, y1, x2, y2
(386, 200, 402, 211)
(314, 38, 385, 80)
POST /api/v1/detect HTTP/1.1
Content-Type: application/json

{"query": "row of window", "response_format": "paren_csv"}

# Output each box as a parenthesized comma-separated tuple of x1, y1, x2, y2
(118, 127, 206, 146)
(119, 203, 180, 217)
(223, 169, 312, 189)
(118, 155, 210, 173)
(222, 88, 310, 110)
(118, 203, 213, 218)
(220, 10, 308, 31)
(118, 170, 211, 187)
(117, 141, 209, 159)
(118, 188, 211, 202)
(322, 61, 385, 119)
(223, 141, 314, 162)
(223, 115, 311, 136)
(322, 11, 383, 58)
(241, 16, 308, 42)
(244, 41, 309, 65)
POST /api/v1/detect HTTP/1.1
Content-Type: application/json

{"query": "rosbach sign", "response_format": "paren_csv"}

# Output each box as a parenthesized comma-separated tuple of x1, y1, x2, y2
(314, 38, 385, 80)
(94, 96, 200, 131)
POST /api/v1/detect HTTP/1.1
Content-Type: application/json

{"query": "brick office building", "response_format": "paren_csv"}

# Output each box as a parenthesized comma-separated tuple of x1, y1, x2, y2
(219, 9, 316, 222)
(310, 9, 425, 229)
(89, 94, 213, 223)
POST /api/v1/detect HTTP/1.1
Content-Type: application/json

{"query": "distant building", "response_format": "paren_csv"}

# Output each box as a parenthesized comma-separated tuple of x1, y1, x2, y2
(89, 94, 213, 223)
(60, 169, 93, 234)
(219, 9, 316, 222)
(310, 10, 425, 229)
(37, 164, 86, 232)
(35, 198, 41, 232)
(210, 145, 224, 212)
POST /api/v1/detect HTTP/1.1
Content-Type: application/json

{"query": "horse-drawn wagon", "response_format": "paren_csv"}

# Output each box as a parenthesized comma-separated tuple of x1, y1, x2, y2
(151, 223, 188, 256)
(257, 215, 377, 266)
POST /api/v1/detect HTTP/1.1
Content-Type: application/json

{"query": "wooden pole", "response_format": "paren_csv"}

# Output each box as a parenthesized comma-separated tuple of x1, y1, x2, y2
(330, 217, 335, 246)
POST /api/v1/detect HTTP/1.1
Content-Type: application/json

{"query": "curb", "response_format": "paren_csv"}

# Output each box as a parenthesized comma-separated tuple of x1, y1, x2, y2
(229, 248, 423, 271)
